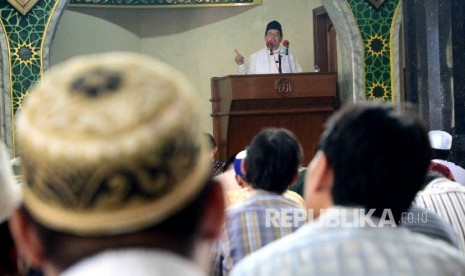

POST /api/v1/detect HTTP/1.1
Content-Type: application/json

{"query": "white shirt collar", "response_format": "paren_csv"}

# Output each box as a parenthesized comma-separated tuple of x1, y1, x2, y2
(62, 249, 205, 276)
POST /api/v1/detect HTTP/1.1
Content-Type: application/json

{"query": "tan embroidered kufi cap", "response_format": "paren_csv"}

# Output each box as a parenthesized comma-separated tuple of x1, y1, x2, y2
(16, 52, 210, 236)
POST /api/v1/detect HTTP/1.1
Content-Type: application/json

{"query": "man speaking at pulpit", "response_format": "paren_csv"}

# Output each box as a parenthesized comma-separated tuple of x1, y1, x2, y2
(234, 20, 302, 74)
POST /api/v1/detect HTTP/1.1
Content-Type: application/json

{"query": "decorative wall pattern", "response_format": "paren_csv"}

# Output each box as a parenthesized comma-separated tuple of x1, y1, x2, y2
(347, 0, 401, 102)
(0, 0, 66, 155)
(321, 0, 365, 103)
(322, 0, 401, 103)
(0, 0, 402, 156)
(69, 0, 261, 8)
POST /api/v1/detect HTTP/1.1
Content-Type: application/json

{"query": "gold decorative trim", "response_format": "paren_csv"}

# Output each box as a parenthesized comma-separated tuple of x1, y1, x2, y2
(7, 0, 39, 15)
(367, 0, 385, 9)
(68, 0, 262, 9)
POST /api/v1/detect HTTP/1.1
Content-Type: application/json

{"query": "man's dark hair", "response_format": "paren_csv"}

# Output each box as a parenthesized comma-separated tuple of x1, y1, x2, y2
(244, 128, 302, 194)
(24, 178, 216, 271)
(318, 102, 431, 223)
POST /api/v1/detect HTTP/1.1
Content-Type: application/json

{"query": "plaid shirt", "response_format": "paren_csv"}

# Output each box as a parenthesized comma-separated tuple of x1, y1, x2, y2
(211, 190, 306, 276)
(231, 207, 465, 276)
(212, 160, 226, 176)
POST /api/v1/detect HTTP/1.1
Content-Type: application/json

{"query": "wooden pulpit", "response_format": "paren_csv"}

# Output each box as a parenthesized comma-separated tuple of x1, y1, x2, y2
(210, 72, 337, 164)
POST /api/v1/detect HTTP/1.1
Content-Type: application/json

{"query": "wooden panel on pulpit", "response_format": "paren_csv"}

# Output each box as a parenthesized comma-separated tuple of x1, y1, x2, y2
(211, 72, 337, 165)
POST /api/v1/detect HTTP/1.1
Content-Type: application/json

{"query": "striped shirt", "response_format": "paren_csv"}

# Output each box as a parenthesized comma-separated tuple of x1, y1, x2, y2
(231, 207, 465, 276)
(211, 190, 306, 276)
(415, 177, 465, 253)
(401, 205, 460, 248)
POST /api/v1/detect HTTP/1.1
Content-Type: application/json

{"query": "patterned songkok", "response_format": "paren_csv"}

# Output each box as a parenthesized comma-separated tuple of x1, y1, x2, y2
(16, 52, 210, 236)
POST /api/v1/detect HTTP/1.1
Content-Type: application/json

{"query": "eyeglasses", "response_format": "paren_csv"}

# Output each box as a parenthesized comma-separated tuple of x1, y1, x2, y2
(266, 32, 281, 38)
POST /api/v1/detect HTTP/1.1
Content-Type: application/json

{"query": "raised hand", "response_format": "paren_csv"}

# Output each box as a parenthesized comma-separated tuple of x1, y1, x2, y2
(234, 49, 244, 65)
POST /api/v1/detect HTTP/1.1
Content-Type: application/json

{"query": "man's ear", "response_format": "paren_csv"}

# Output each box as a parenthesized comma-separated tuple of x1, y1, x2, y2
(235, 175, 245, 189)
(9, 208, 45, 269)
(197, 183, 225, 241)
(306, 152, 333, 192)
(304, 152, 334, 218)
(240, 159, 246, 177)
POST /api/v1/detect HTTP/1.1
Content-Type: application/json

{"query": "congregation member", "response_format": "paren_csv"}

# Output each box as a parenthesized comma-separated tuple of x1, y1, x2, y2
(8, 52, 225, 276)
(221, 150, 251, 207)
(0, 142, 21, 276)
(212, 128, 306, 275)
(0, 142, 20, 225)
(234, 20, 302, 74)
(401, 203, 460, 249)
(232, 102, 465, 275)
(214, 152, 241, 193)
(289, 168, 306, 197)
(400, 170, 460, 249)
(223, 149, 305, 208)
(428, 130, 465, 184)
(415, 170, 465, 252)
(212, 149, 305, 208)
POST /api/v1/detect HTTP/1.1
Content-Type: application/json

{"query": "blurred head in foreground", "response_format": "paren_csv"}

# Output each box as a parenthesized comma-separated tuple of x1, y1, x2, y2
(9, 52, 224, 275)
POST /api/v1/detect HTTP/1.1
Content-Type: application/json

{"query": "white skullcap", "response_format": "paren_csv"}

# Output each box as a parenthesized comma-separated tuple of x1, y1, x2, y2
(428, 130, 452, 150)
(234, 150, 247, 177)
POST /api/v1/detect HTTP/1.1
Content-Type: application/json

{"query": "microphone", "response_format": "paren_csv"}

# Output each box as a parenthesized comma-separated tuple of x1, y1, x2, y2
(283, 40, 289, 55)
(266, 40, 273, 55)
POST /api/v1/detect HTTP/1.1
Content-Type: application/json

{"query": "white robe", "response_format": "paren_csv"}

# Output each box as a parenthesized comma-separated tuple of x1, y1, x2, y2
(238, 46, 302, 74)
(62, 249, 205, 276)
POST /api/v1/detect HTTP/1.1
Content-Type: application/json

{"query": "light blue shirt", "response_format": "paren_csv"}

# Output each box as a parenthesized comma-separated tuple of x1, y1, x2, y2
(232, 207, 465, 276)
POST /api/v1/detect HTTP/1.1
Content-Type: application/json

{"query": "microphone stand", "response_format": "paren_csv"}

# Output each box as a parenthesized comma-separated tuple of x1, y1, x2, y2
(278, 52, 282, 74)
